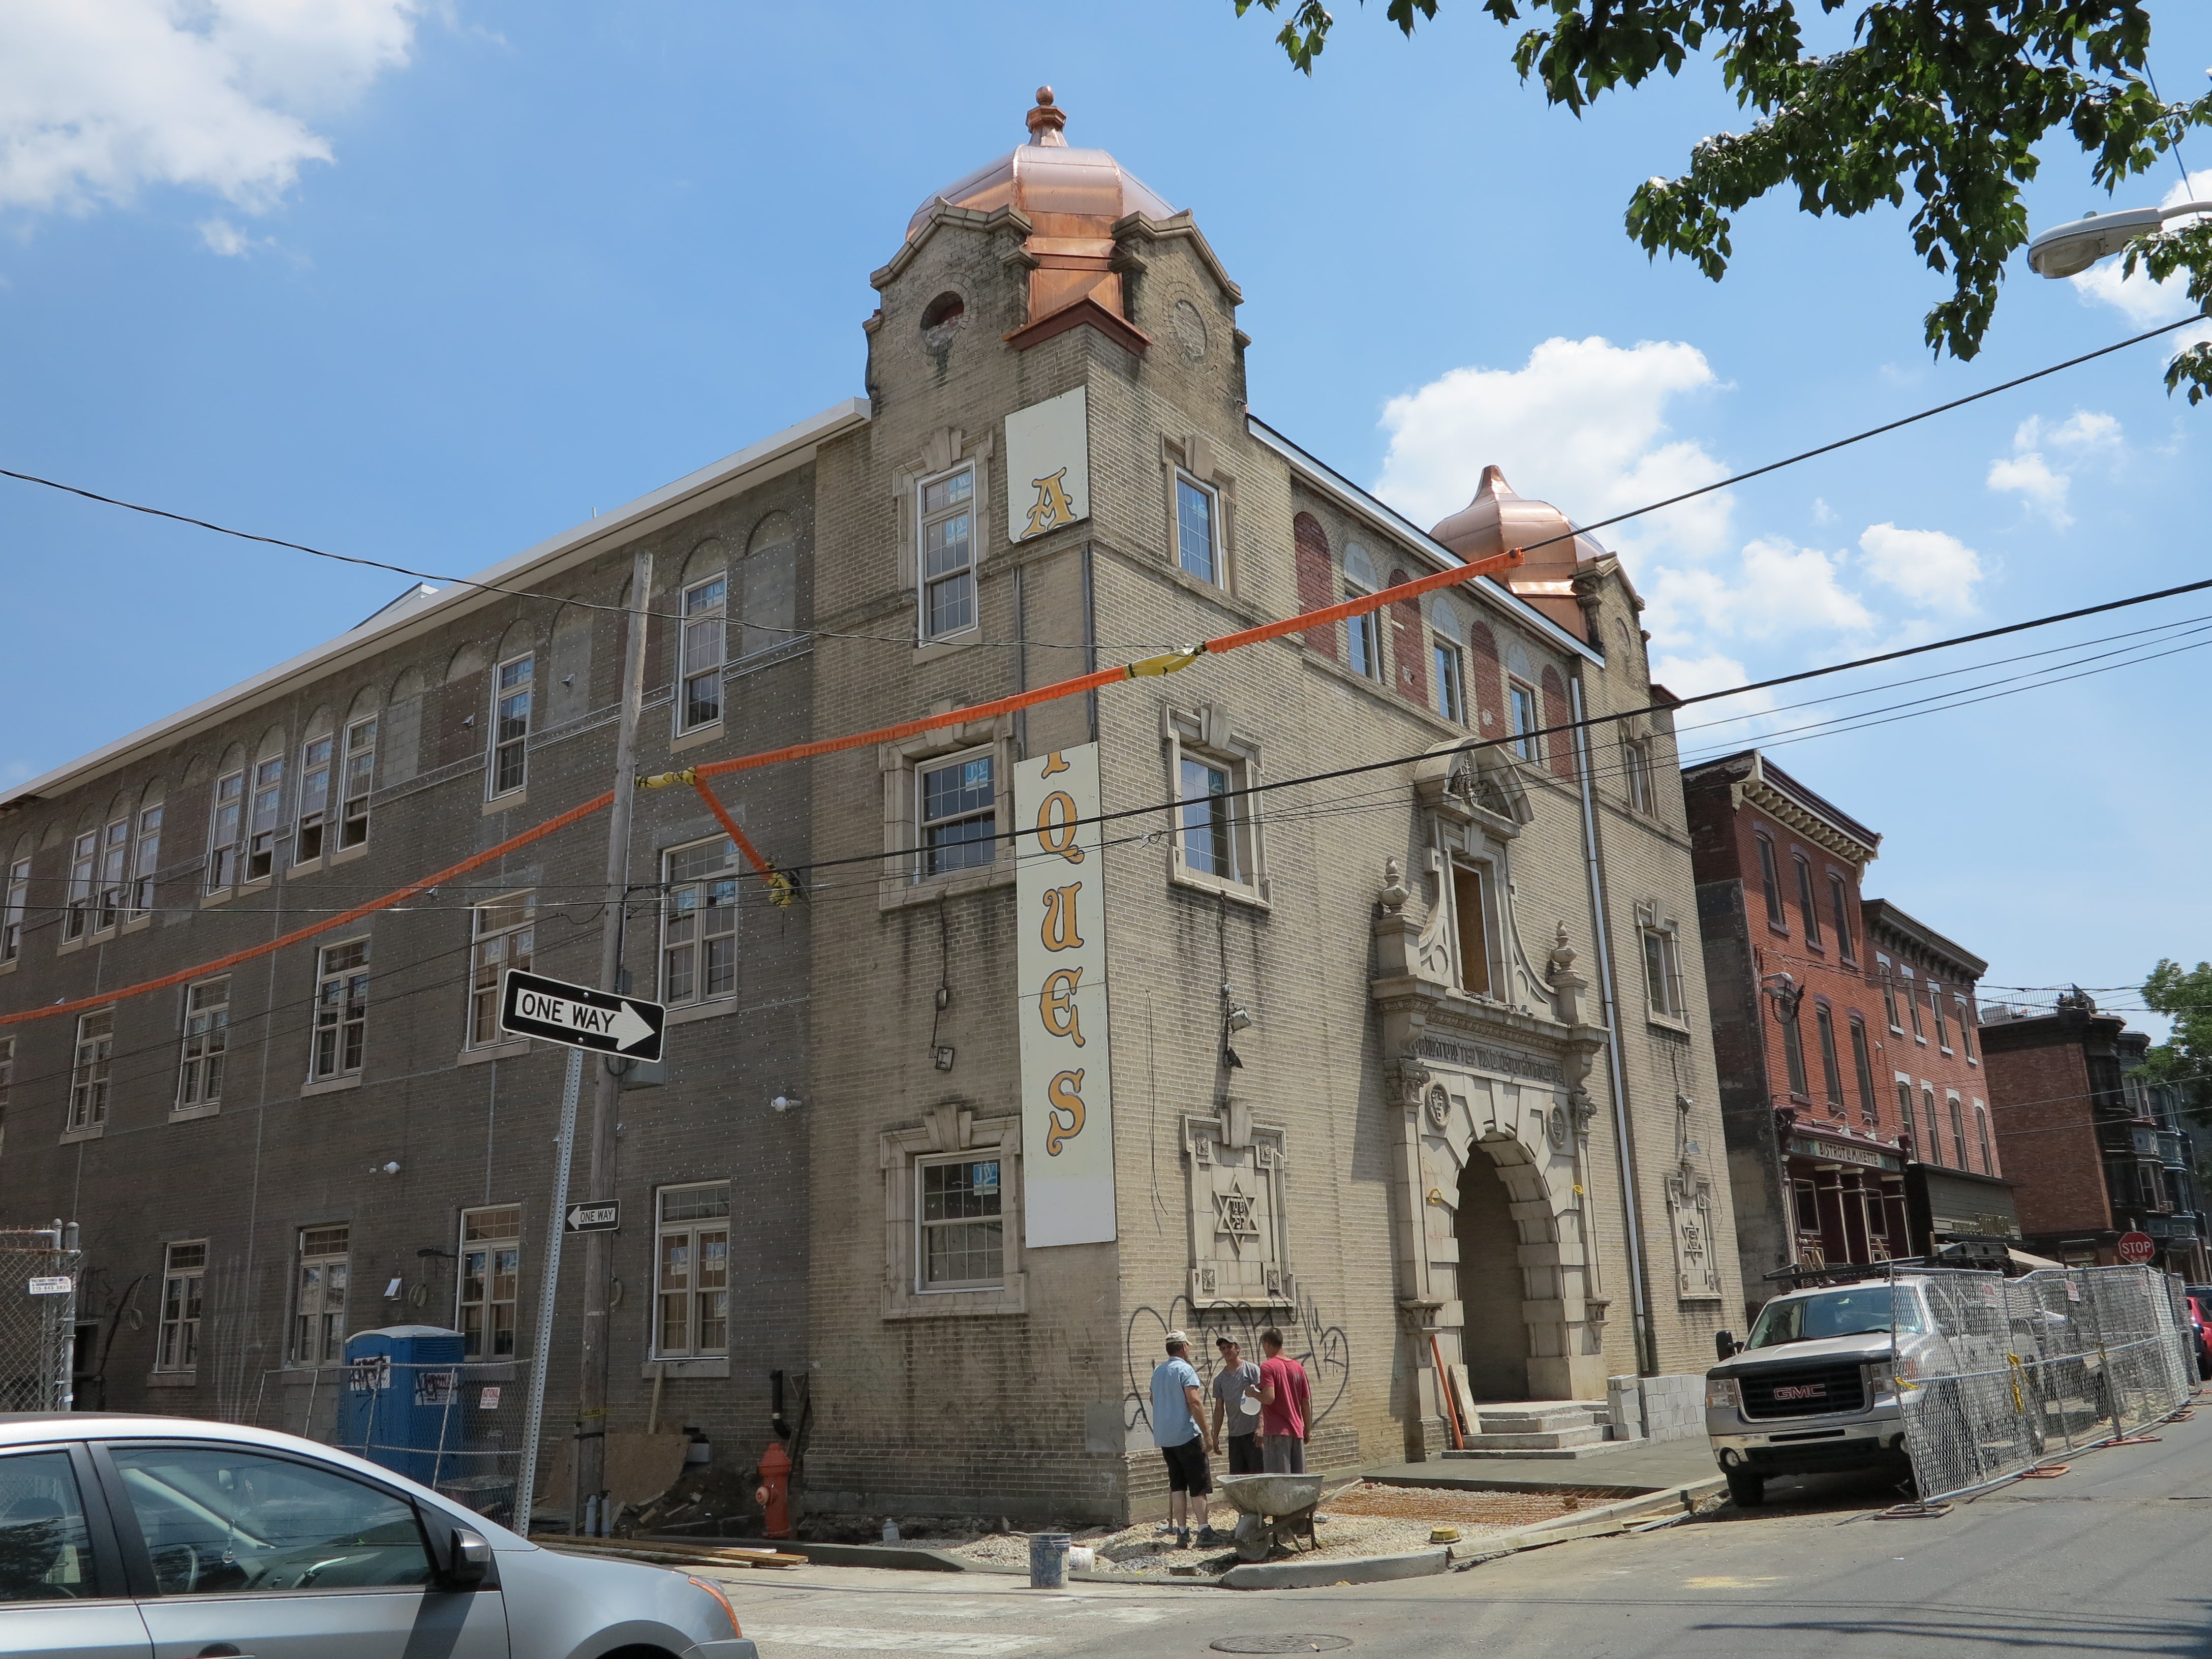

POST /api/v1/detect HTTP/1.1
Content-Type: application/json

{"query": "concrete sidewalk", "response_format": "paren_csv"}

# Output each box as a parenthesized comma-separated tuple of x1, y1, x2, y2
(1361, 1435, 1718, 1493)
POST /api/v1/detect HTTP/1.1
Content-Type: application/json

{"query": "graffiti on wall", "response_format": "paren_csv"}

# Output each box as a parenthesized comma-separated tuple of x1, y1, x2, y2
(1122, 1284, 1351, 1434)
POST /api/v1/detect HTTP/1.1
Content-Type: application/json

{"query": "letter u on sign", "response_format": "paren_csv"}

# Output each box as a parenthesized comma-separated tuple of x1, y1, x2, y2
(1013, 744, 1117, 1247)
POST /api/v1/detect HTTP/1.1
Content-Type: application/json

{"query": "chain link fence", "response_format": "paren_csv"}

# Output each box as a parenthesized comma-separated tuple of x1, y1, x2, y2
(0, 1225, 81, 1412)
(1896, 1264, 2198, 1504)
(248, 1358, 530, 1527)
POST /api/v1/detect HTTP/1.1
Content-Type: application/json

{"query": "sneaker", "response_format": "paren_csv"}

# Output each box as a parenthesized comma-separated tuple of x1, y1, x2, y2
(1175, 1527, 1191, 1549)
(1196, 1525, 1223, 1545)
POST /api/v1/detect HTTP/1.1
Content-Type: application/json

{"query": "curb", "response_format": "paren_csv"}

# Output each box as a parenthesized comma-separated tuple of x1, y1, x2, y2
(1449, 1477, 1729, 1565)
(1221, 1547, 1450, 1591)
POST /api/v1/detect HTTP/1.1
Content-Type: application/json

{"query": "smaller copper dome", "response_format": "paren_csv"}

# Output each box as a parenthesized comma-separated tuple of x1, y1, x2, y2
(1430, 467, 1589, 640)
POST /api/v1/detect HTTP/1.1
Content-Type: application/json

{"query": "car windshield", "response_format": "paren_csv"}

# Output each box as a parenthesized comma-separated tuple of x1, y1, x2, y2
(1747, 1286, 1924, 1349)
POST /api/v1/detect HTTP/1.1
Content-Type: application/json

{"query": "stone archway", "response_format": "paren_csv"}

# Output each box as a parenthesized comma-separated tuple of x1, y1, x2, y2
(1456, 1135, 1537, 1399)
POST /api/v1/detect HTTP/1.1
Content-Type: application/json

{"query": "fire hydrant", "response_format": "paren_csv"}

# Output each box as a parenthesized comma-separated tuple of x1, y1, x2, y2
(755, 1441, 792, 1539)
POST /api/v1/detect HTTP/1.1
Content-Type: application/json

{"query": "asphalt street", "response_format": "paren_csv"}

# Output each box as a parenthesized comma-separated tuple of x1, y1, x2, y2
(710, 1407, 2212, 1658)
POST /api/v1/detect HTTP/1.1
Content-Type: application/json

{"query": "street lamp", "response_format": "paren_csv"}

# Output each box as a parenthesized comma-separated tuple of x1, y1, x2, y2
(2027, 200, 2212, 278)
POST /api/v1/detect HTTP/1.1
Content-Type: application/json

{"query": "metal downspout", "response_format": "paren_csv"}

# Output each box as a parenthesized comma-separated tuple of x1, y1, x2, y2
(1571, 672, 1656, 1376)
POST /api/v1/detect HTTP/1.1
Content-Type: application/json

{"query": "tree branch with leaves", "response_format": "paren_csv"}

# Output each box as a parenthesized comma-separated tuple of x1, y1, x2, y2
(1235, 1, 2212, 398)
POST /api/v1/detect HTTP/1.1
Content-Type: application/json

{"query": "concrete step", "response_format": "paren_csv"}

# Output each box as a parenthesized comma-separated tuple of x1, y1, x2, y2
(1455, 1423, 1607, 1452)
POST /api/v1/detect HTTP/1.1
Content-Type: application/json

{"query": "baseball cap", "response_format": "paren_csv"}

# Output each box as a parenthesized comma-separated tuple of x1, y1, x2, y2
(1164, 1330, 1190, 1347)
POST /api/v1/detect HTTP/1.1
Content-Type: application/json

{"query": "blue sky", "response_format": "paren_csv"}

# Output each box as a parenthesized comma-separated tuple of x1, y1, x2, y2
(2, 1, 2206, 1031)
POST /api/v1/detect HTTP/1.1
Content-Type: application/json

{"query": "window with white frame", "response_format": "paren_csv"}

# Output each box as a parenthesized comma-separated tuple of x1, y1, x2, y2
(65, 830, 97, 941)
(661, 838, 739, 1006)
(1793, 852, 1822, 949)
(1947, 1090, 1969, 1169)
(2, 855, 27, 962)
(1902, 964, 1926, 1042)
(1957, 997, 1978, 1063)
(293, 1225, 349, 1364)
(654, 1183, 729, 1358)
(1451, 861, 1494, 997)
(311, 940, 370, 1082)
(206, 770, 244, 893)
(1433, 635, 1465, 724)
(917, 465, 976, 641)
(176, 977, 229, 1111)
(1179, 754, 1243, 883)
(468, 893, 533, 1047)
(1622, 734, 1654, 814)
(1642, 912, 1686, 1021)
(339, 718, 376, 849)
(295, 734, 334, 864)
(157, 1241, 206, 1371)
(1850, 1015, 1878, 1121)
(96, 817, 130, 931)
(1343, 543, 1379, 680)
(1815, 1001, 1845, 1109)
(491, 656, 532, 796)
(1896, 1077, 1919, 1157)
(918, 1153, 1003, 1291)
(457, 1206, 520, 1359)
(130, 803, 162, 916)
(1507, 680, 1540, 761)
(1827, 872, 1854, 962)
(1920, 1084, 1942, 1166)
(1975, 1100, 1995, 1173)
(1176, 473, 1219, 584)
(244, 756, 284, 882)
(1756, 834, 1786, 929)
(918, 750, 997, 878)
(680, 573, 727, 731)
(1878, 953, 1901, 1032)
(69, 1009, 113, 1132)
(1929, 981, 1951, 1052)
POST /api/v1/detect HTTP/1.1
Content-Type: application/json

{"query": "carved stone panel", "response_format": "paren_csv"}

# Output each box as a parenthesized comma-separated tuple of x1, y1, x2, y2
(1183, 1105, 1292, 1309)
(1667, 1163, 1724, 1301)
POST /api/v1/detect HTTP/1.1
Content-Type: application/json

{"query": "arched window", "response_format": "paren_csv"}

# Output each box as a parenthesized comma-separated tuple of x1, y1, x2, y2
(741, 512, 798, 660)
(1342, 543, 1379, 681)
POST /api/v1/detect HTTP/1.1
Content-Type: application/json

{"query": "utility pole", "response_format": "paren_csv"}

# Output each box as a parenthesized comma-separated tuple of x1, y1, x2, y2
(575, 547, 653, 1531)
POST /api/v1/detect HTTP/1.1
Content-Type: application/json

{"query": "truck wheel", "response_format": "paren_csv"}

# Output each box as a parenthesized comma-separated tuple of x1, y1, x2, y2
(1725, 1468, 1765, 1509)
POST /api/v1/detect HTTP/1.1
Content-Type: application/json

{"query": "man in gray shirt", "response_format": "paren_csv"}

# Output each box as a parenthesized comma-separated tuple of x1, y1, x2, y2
(1208, 1334, 1264, 1475)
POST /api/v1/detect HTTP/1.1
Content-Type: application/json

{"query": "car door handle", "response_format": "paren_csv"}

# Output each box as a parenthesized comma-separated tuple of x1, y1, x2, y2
(195, 1646, 255, 1657)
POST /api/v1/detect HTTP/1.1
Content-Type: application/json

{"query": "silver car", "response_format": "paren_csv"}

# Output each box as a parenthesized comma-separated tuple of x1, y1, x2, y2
(0, 1413, 758, 1659)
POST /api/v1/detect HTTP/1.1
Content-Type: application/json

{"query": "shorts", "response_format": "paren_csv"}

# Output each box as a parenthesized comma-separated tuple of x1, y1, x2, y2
(1226, 1433, 1263, 1476)
(1263, 1436, 1306, 1475)
(1160, 1435, 1212, 1495)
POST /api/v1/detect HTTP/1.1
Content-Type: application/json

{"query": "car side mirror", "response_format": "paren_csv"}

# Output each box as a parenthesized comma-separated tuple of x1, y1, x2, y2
(1715, 1330, 1737, 1363)
(445, 1526, 491, 1588)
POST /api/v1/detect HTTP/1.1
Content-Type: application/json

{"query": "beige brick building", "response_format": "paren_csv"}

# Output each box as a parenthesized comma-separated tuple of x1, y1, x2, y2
(0, 89, 1740, 1526)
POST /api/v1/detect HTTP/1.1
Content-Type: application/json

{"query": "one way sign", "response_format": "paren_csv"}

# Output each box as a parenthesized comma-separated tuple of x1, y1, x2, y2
(499, 968, 665, 1062)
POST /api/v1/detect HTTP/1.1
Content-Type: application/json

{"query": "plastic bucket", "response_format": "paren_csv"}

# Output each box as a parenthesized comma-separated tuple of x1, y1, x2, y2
(1028, 1531, 1071, 1589)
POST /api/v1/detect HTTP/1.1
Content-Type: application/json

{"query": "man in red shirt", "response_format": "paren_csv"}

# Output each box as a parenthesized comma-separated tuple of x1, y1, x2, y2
(1257, 1327, 1310, 1475)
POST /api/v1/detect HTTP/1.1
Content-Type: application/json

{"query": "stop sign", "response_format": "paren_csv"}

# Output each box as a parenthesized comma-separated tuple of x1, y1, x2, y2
(2116, 1231, 2156, 1265)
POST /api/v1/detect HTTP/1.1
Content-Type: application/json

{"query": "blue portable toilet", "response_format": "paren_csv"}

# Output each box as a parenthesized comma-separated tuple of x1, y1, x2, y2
(337, 1326, 468, 1486)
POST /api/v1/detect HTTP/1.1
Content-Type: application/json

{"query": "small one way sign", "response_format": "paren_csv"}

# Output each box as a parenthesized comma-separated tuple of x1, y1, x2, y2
(499, 968, 666, 1062)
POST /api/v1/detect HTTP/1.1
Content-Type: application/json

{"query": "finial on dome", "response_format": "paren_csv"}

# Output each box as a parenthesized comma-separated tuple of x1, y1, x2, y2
(1026, 86, 1068, 147)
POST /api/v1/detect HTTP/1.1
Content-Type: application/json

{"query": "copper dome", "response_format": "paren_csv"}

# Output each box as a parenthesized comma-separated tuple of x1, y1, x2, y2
(1430, 466, 1590, 640)
(906, 87, 1174, 243)
(906, 88, 1173, 334)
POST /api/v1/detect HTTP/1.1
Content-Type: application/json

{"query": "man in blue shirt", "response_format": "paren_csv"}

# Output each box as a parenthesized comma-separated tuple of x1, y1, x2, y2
(1148, 1331, 1218, 1547)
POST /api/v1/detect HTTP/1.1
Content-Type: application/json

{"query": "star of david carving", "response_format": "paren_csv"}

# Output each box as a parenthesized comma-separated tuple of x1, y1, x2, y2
(1213, 1178, 1261, 1248)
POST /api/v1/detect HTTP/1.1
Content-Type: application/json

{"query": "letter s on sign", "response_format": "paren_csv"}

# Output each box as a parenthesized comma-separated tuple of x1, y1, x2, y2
(1046, 1069, 1086, 1156)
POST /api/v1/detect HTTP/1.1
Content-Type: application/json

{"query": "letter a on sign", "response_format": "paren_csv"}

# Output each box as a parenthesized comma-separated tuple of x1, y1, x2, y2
(1013, 744, 1116, 1246)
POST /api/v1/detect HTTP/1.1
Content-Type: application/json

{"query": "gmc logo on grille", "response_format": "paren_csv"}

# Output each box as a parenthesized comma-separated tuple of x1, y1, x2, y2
(1773, 1383, 1828, 1400)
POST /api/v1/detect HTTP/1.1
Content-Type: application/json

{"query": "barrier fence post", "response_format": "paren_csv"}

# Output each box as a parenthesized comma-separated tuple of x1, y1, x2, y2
(516, 1044, 584, 1535)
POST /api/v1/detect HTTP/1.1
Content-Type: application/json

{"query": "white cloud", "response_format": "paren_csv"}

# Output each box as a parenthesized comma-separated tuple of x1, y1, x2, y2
(198, 216, 250, 256)
(1857, 524, 1984, 613)
(1986, 408, 2124, 529)
(1374, 335, 1733, 557)
(0, 0, 419, 219)
(1986, 449, 2072, 527)
(1646, 537, 1876, 644)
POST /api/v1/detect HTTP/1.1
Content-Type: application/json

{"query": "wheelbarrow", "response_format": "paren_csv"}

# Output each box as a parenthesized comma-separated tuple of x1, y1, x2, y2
(1216, 1473, 1325, 1562)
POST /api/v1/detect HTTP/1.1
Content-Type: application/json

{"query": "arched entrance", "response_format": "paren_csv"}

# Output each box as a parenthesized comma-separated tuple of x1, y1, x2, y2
(1456, 1138, 1535, 1399)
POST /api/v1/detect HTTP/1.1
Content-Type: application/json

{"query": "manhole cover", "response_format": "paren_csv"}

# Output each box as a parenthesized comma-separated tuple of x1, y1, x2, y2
(1209, 1640, 1353, 1654)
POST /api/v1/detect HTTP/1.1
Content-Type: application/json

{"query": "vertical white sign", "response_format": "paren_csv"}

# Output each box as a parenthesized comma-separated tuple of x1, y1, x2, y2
(1015, 743, 1117, 1247)
(1003, 386, 1091, 543)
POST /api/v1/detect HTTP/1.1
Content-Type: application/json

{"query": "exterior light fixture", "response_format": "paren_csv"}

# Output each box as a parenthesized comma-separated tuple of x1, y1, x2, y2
(2027, 200, 2212, 278)
(771, 1094, 802, 1113)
